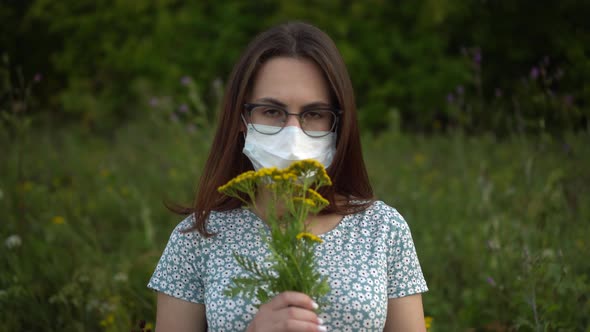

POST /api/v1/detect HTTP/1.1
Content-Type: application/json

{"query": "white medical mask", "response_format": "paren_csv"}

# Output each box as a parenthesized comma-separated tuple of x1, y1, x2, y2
(242, 124, 336, 170)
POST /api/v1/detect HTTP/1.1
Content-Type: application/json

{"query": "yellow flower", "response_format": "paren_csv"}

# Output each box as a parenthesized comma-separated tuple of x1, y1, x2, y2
(51, 216, 65, 225)
(255, 167, 280, 178)
(100, 313, 115, 327)
(218, 170, 258, 194)
(168, 168, 178, 178)
(296, 232, 323, 243)
(307, 188, 329, 207)
(293, 197, 316, 208)
(120, 186, 130, 196)
(145, 322, 154, 330)
(425, 316, 433, 330)
(286, 159, 332, 186)
(21, 181, 33, 192)
(413, 153, 426, 166)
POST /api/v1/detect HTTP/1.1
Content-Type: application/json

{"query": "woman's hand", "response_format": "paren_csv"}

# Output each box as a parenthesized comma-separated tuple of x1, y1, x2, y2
(247, 291, 327, 332)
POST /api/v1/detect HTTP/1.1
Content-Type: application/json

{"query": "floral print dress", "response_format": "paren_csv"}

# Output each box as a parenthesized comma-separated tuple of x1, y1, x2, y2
(148, 200, 428, 331)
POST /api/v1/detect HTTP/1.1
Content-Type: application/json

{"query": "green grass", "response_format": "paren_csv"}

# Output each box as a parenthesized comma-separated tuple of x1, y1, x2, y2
(1, 116, 589, 331)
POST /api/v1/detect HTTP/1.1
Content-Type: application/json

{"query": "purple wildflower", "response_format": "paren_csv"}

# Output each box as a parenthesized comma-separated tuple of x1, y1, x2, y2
(494, 88, 503, 98)
(530, 67, 540, 80)
(178, 103, 189, 113)
(180, 76, 192, 86)
(33, 73, 43, 83)
(564, 95, 573, 107)
(473, 48, 482, 65)
(170, 113, 179, 123)
(186, 124, 197, 133)
(486, 277, 496, 287)
(149, 97, 159, 108)
(456, 85, 464, 95)
(446, 93, 455, 104)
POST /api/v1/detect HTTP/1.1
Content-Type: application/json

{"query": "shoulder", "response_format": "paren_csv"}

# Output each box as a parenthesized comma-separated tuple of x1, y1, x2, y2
(349, 200, 409, 228)
(206, 208, 255, 234)
(344, 200, 413, 241)
(169, 208, 251, 237)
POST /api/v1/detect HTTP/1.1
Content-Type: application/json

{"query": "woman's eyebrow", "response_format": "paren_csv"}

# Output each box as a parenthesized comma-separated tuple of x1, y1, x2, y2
(254, 97, 332, 109)
(254, 97, 287, 107)
(303, 102, 332, 109)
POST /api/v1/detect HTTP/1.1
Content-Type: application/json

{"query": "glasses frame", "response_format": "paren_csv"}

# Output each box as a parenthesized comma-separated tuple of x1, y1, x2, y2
(243, 103, 342, 138)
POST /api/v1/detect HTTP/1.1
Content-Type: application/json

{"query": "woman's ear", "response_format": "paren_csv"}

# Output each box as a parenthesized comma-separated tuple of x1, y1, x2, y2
(239, 113, 247, 133)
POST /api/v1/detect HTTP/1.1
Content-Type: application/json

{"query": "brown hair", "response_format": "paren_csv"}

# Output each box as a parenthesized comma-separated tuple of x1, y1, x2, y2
(171, 21, 373, 237)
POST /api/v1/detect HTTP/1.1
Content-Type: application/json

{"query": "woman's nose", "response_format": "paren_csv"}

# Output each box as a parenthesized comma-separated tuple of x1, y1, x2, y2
(284, 113, 301, 128)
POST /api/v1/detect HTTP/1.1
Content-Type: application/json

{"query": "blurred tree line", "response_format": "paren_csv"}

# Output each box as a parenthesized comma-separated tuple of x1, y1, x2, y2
(1, 0, 588, 135)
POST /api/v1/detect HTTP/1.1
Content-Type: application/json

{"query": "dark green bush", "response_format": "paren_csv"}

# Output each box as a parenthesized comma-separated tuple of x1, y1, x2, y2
(1, 0, 588, 134)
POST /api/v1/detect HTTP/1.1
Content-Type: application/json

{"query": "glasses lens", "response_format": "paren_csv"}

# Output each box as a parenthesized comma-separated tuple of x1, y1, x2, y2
(248, 105, 338, 137)
(249, 106, 286, 134)
(301, 110, 336, 137)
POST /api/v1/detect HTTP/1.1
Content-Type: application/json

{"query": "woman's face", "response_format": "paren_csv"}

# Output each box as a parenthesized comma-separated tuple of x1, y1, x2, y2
(247, 57, 332, 129)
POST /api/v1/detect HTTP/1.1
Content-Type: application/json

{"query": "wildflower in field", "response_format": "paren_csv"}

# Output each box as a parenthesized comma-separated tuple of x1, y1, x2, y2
(486, 276, 496, 287)
(180, 75, 192, 86)
(4, 234, 22, 249)
(446, 93, 454, 104)
(425, 316, 433, 331)
(99, 313, 115, 327)
(530, 67, 540, 80)
(219, 159, 331, 307)
(120, 186, 130, 196)
(473, 48, 482, 65)
(495, 88, 503, 98)
(186, 124, 197, 134)
(21, 181, 33, 192)
(456, 85, 464, 95)
(413, 153, 426, 166)
(178, 103, 189, 113)
(133, 320, 153, 332)
(113, 272, 128, 283)
(51, 216, 65, 225)
(149, 97, 159, 108)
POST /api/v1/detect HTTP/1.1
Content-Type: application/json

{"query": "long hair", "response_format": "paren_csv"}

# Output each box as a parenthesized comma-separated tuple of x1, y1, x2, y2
(170, 21, 373, 237)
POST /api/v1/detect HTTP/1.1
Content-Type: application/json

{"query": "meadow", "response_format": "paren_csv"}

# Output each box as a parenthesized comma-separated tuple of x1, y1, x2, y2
(1, 111, 589, 331)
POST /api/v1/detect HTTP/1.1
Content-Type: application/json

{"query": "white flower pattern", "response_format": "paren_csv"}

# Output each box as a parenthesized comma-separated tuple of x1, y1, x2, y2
(148, 200, 428, 331)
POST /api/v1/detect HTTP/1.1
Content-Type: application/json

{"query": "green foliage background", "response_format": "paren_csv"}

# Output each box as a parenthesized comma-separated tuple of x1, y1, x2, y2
(2, 0, 588, 134)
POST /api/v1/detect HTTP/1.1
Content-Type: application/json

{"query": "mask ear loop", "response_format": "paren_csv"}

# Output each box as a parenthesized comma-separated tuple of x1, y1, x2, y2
(240, 113, 248, 141)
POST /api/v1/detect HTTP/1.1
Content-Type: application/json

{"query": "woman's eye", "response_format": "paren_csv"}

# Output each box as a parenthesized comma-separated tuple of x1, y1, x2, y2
(261, 108, 283, 118)
(303, 110, 324, 120)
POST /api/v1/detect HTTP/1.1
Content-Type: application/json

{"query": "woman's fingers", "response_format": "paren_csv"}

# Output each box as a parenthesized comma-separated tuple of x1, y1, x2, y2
(272, 305, 323, 326)
(264, 291, 318, 312)
(275, 319, 327, 332)
(248, 292, 326, 332)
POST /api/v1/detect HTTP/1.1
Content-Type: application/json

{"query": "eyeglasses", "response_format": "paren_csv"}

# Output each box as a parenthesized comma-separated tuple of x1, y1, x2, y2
(243, 103, 341, 138)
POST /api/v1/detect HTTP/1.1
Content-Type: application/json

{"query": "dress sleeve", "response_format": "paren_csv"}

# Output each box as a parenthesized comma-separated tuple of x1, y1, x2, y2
(147, 216, 205, 303)
(386, 209, 429, 298)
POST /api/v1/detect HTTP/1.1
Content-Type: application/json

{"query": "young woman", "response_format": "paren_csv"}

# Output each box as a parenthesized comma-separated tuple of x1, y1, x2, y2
(148, 22, 428, 332)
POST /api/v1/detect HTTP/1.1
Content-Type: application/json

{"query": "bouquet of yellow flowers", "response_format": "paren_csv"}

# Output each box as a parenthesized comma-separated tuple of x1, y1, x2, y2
(218, 159, 332, 307)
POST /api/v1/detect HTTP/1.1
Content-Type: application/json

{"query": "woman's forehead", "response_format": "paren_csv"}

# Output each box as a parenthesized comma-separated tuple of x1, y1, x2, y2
(249, 57, 331, 105)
